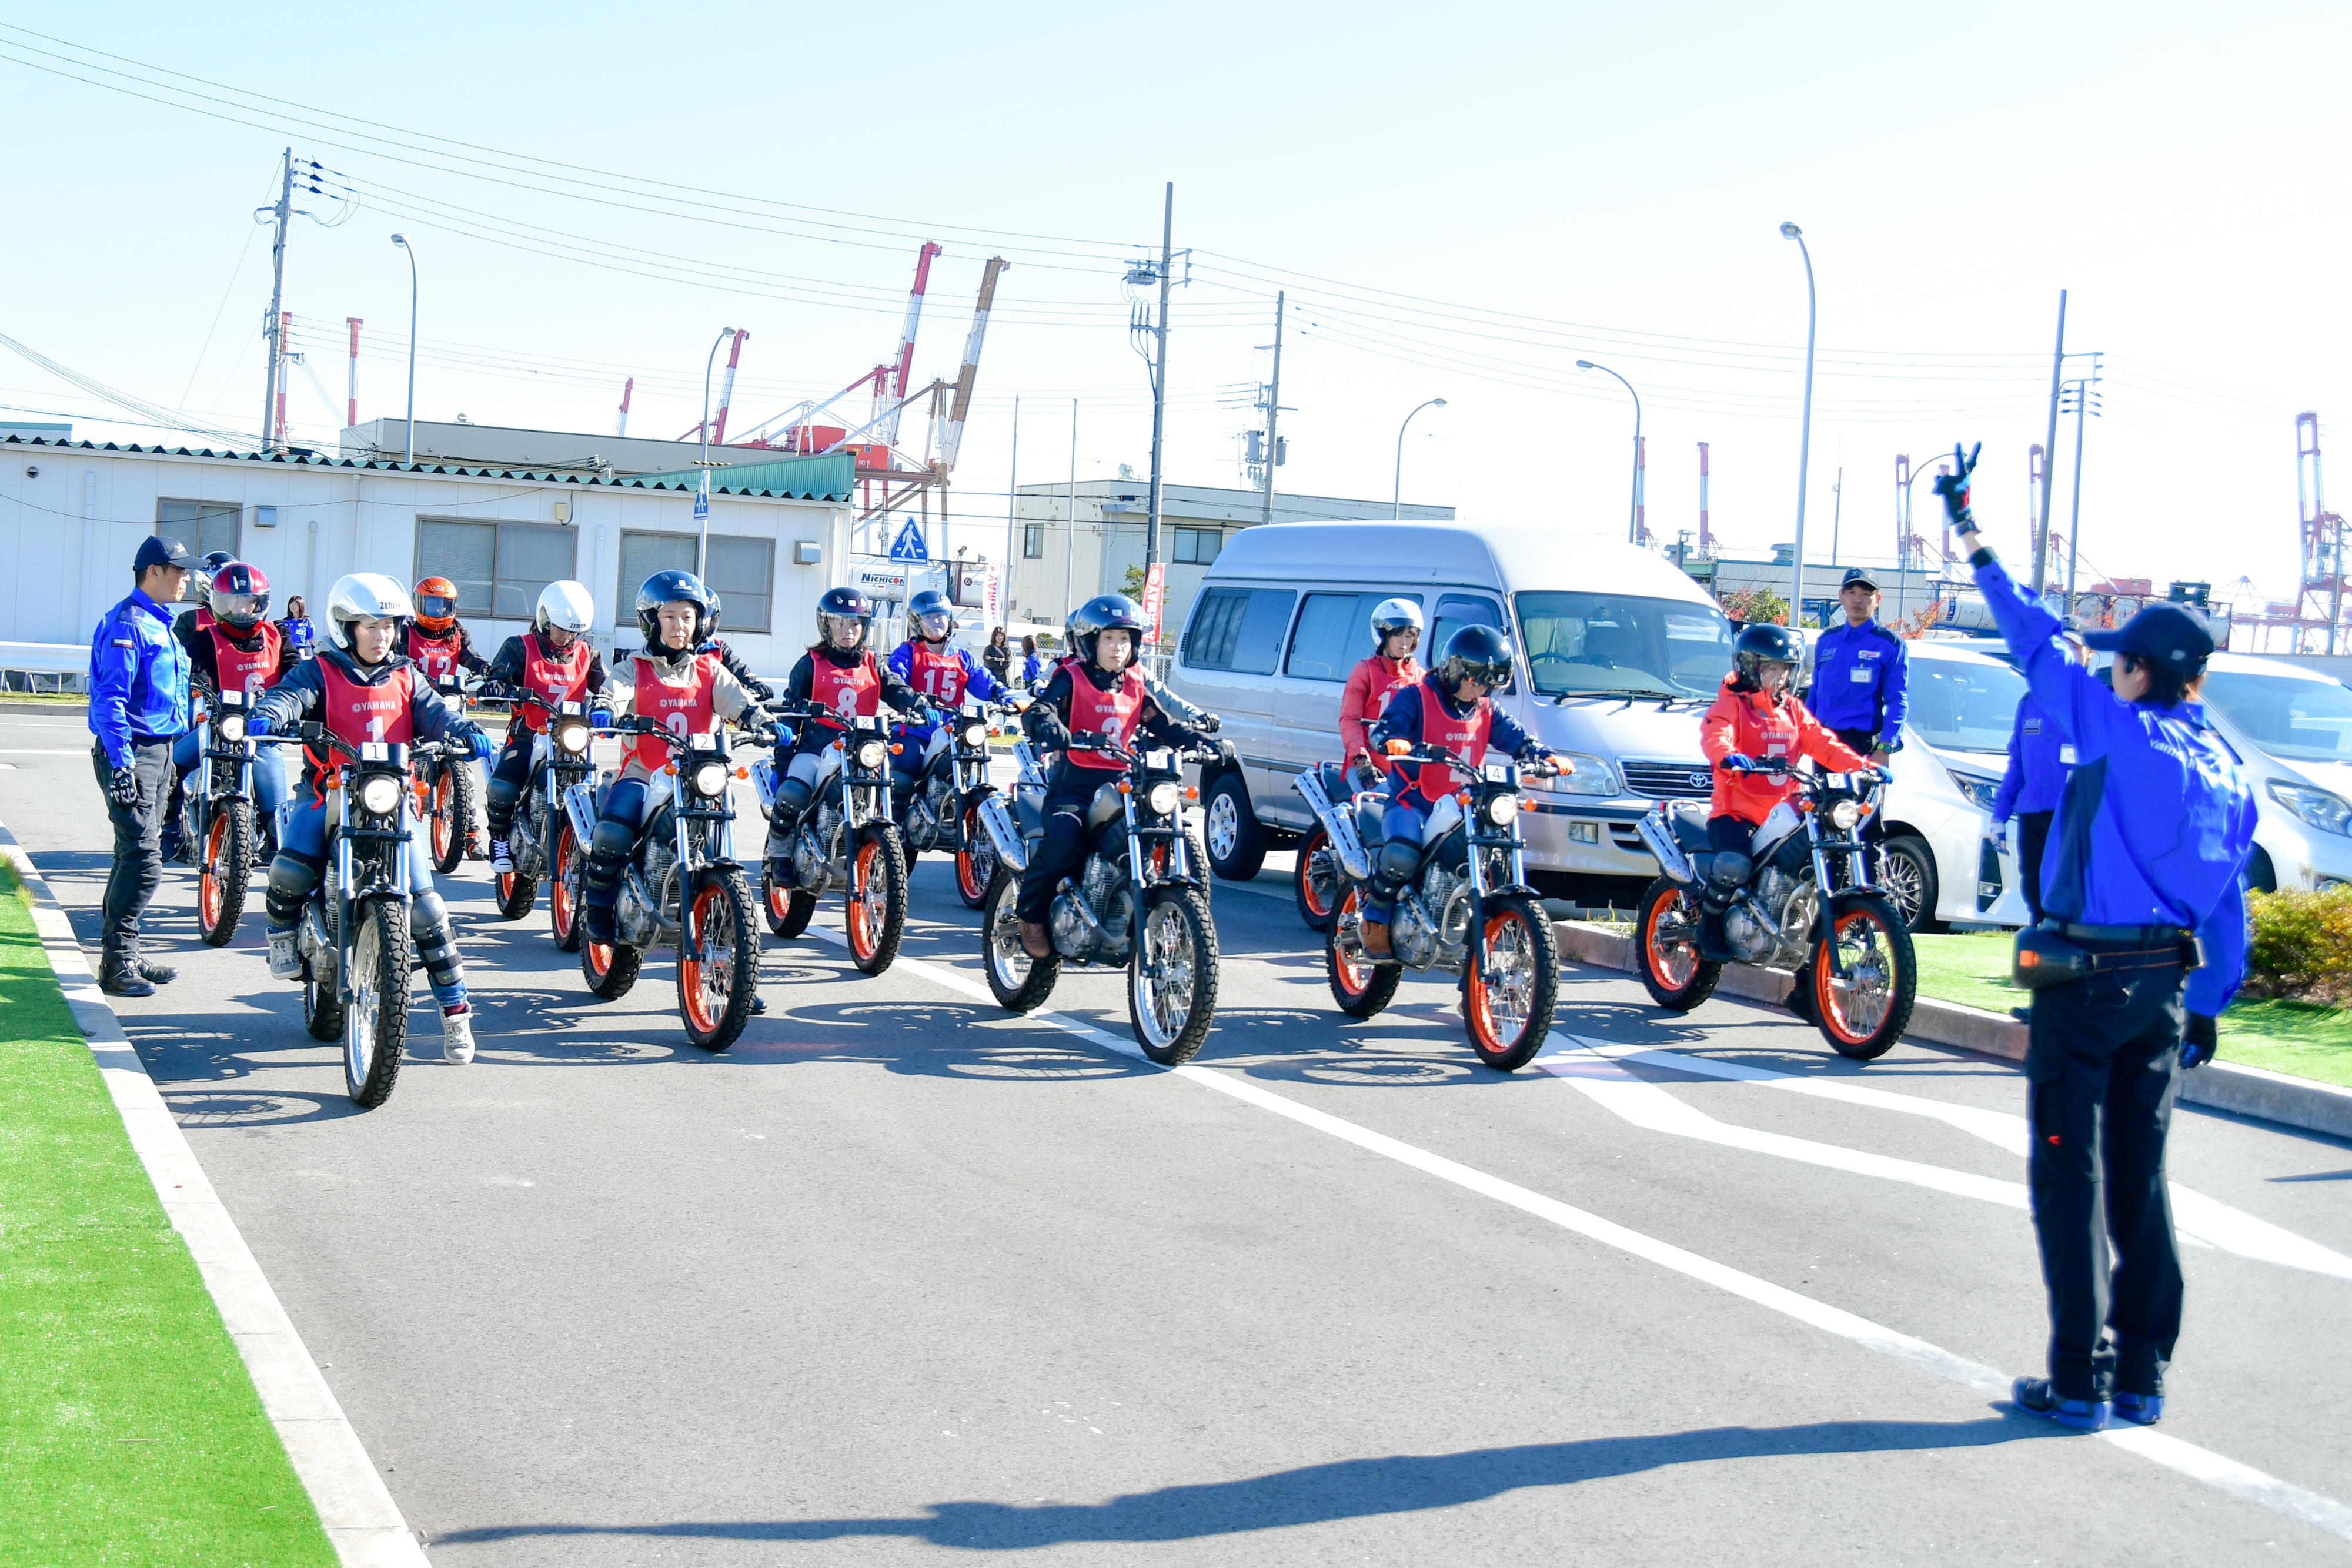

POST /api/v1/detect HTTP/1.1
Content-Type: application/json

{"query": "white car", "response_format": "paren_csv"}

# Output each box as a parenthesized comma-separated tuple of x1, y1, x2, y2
(1879, 638, 2033, 930)
(2168, 652, 2352, 892)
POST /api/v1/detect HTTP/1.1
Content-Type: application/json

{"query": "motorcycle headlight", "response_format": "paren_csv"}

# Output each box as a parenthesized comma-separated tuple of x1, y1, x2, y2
(2269, 780, 2352, 838)
(1147, 781, 1180, 815)
(1483, 793, 1520, 827)
(359, 774, 401, 815)
(960, 722, 988, 748)
(217, 714, 246, 743)
(693, 762, 728, 797)
(1829, 800, 1862, 830)
(856, 740, 887, 770)
(1546, 751, 1620, 797)
(557, 723, 590, 754)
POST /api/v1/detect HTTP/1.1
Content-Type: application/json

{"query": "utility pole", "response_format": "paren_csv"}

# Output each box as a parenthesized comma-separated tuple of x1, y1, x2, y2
(1145, 182, 1174, 574)
(2033, 288, 2067, 594)
(2061, 356, 2103, 623)
(1829, 466, 1843, 564)
(1005, 395, 1020, 620)
(1261, 290, 1284, 524)
(1064, 399, 1078, 627)
(259, 148, 293, 453)
(1894, 454, 1910, 624)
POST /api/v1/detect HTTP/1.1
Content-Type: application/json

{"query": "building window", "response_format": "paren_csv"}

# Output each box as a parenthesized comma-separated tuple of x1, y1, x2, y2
(1024, 521, 1044, 559)
(416, 519, 576, 620)
(1173, 527, 1222, 566)
(704, 535, 774, 633)
(158, 499, 239, 561)
(618, 531, 696, 626)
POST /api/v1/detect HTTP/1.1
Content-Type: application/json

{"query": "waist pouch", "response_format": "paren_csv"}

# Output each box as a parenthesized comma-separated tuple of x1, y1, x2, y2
(2012, 926, 2200, 991)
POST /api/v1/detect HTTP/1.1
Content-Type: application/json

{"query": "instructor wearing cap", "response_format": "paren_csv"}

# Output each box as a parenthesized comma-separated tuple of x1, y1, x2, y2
(87, 534, 196, 996)
(1937, 445, 2254, 1435)
(1806, 567, 1907, 861)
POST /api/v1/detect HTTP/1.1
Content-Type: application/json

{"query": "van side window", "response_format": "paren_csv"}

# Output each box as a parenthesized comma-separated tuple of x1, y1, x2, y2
(1429, 594, 1506, 684)
(1184, 588, 1296, 675)
(1284, 591, 1416, 682)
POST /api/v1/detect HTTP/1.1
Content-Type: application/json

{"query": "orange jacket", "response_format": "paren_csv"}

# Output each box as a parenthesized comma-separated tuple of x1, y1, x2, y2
(1699, 674, 1872, 824)
(1339, 653, 1425, 771)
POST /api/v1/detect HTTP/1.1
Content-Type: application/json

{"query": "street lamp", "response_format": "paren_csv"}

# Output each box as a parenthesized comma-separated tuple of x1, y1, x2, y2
(390, 235, 417, 464)
(1782, 220, 1817, 625)
(1576, 360, 1643, 545)
(1393, 397, 1446, 519)
(699, 326, 739, 577)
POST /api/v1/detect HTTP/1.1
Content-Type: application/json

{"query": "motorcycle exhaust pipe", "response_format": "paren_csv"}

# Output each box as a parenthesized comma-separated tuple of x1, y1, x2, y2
(1292, 768, 1372, 881)
(978, 793, 1028, 872)
(1635, 808, 1696, 884)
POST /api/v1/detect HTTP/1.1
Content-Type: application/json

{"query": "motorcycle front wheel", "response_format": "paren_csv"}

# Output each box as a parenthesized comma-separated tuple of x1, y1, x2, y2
(1131, 885, 1219, 1066)
(1324, 887, 1401, 1019)
(549, 820, 583, 952)
(196, 799, 253, 947)
(982, 866, 1058, 1011)
(1810, 892, 1916, 1061)
(846, 830, 909, 975)
(955, 802, 997, 910)
(1294, 827, 1337, 932)
(763, 865, 818, 938)
(1635, 877, 1722, 1011)
(581, 921, 643, 1000)
(1463, 893, 1559, 1072)
(431, 763, 475, 875)
(677, 870, 759, 1051)
(343, 896, 410, 1108)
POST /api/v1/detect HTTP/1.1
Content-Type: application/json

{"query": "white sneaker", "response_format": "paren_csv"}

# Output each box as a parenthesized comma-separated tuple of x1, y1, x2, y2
(267, 928, 302, 981)
(442, 1007, 476, 1065)
(489, 839, 513, 875)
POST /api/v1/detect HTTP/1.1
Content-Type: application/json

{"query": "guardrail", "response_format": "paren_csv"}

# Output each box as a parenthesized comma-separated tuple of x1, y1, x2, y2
(1, 641, 86, 696)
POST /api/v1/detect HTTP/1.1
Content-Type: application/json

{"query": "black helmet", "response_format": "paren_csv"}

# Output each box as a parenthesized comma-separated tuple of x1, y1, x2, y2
(1069, 593, 1146, 667)
(1436, 623, 1515, 694)
(635, 569, 717, 648)
(196, 549, 236, 579)
(816, 585, 873, 650)
(906, 588, 956, 643)
(1732, 622, 1804, 691)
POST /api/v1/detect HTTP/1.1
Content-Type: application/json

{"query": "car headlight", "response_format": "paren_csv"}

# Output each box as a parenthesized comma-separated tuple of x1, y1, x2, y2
(1829, 800, 1861, 830)
(961, 722, 988, 748)
(358, 775, 401, 815)
(1484, 794, 1520, 827)
(1147, 781, 1180, 814)
(693, 762, 728, 797)
(2269, 780, 2352, 838)
(1546, 751, 1619, 797)
(557, 723, 590, 754)
(217, 714, 246, 742)
(1947, 768, 1999, 813)
(856, 740, 887, 770)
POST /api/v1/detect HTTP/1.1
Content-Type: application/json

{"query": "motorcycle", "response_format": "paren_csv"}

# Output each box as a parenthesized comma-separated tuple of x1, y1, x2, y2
(413, 676, 483, 874)
(754, 705, 913, 975)
(1290, 761, 1359, 933)
(893, 696, 1023, 909)
(263, 727, 446, 1108)
(1631, 759, 1917, 1060)
(1319, 746, 1565, 1072)
(980, 732, 1221, 1065)
(492, 697, 599, 951)
(180, 686, 274, 947)
(568, 718, 763, 1052)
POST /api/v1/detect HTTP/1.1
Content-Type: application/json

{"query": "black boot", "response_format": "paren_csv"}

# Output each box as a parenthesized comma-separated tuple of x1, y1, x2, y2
(1696, 906, 1736, 964)
(99, 954, 155, 997)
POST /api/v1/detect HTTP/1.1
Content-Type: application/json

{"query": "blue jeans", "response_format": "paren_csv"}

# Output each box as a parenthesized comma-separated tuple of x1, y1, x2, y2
(172, 730, 288, 823)
(1359, 800, 1428, 924)
(271, 796, 466, 1009)
(583, 777, 653, 913)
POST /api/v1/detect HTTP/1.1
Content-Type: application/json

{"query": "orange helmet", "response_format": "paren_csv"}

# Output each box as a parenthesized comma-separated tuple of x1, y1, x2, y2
(412, 576, 460, 633)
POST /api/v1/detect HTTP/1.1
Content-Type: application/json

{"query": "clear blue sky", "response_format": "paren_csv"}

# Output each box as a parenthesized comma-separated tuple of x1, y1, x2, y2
(4, 1, 2346, 609)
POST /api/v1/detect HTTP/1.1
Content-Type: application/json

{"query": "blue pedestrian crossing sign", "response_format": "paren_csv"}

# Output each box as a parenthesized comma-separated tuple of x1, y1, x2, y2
(888, 520, 929, 561)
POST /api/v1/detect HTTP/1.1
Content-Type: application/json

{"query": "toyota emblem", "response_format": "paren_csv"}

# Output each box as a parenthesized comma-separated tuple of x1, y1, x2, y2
(1687, 771, 1710, 791)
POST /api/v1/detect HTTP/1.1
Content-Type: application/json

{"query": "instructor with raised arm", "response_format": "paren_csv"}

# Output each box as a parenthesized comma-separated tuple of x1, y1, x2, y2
(1937, 444, 2254, 1434)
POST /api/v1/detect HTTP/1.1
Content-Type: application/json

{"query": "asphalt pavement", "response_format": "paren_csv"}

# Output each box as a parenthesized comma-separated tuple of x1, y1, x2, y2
(4, 708, 2349, 1566)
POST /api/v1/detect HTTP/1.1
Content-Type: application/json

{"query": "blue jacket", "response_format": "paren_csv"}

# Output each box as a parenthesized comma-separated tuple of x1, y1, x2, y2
(886, 641, 1003, 749)
(1992, 692, 2073, 823)
(88, 589, 191, 767)
(1806, 618, 1909, 747)
(1973, 551, 2256, 1015)
(1369, 674, 1542, 808)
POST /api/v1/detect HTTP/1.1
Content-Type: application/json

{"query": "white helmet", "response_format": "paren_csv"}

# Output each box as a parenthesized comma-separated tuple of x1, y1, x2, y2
(534, 579, 596, 637)
(1369, 597, 1424, 647)
(325, 572, 415, 653)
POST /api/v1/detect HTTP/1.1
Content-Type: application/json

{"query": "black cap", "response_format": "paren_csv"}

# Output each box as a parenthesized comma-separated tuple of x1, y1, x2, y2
(133, 535, 193, 572)
(1839, 566, 1880, 591)
(2083, 603, 2215, 674)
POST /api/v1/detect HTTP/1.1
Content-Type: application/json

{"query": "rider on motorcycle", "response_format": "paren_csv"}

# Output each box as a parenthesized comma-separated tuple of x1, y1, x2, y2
(1341, 597, 1426, 781)
(1361, 624, 1562, 960)
(761, 586, 930, 875)
(249, 573, 498, 1062)
(580, 571, 764, 945)
(166, 560, 297, 859)
(404, 576, 492, 687)
(185, 550, 236, 636)
(482, 580, 608, 874)
(1014, 594, 1222, 960)
(887, 588, 1008, 796)
(1695, 623, 1875, 961)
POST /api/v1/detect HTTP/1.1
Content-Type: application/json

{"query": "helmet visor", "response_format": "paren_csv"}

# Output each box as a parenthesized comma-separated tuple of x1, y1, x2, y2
(915, 610, 951, 641)
(213, 591, 268, 626)
(415, 592, 459, 621)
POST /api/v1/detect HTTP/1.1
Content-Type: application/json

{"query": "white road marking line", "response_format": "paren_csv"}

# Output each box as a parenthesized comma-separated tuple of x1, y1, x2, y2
(1565, 1036, 2352, 1282)
(0, 748, 92, 755)
(793, 924, 2352, 1546)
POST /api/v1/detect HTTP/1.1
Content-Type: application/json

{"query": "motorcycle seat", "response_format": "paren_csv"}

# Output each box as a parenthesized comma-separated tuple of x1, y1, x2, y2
(1666, 799, 1713, 854)
(1354, 794, 1386, 849)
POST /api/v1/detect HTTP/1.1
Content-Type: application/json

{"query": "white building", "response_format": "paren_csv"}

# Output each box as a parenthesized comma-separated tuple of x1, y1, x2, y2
(1, 434, 850, 677)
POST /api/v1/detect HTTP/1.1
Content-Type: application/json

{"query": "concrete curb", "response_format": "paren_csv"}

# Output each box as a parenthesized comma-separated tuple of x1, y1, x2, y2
(1553, 919, 2352, 1144)
(0, 820, 427, 1567)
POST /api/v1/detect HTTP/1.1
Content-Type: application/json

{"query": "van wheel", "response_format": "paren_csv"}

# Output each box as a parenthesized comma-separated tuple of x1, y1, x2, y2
(1879, 834, 1943, 933)
(1202, 771, 1266, 881)
(2247, 845, 2278, 894)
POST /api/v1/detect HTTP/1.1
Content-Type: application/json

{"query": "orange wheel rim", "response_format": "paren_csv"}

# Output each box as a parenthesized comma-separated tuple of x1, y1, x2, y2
(847, 840, 878, 957)
(957, 808, 984, 900)
(586, 940, 612, 978)
(1816, 907, 1890, 1043)
(680, 882, 724, 1032)
(496, 871, 515, 901)
(1301, 833, 1333, 917)
(1646, 892, 1698, 989)
(1331, 891, 1371, 994)
(432, 773, 454, 858)
(550, 827, 574, 934)
(1466, 911, 1526, 1051)
(767, 874, 789, 921)
(199, 815, 226, 927)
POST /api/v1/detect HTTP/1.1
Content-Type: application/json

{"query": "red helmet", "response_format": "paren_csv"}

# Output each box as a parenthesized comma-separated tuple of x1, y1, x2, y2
(208, 561, 271, 630)
(413, 576, 460, 632)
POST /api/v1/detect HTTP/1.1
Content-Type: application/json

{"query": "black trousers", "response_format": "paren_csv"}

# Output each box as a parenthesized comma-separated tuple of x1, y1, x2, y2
(2025, 945, 2188, 1402)
(484, 728, 535, 838)
(1830, 727, 1888, 844)
(1016, 773, 1114, 924)
(2016, 809, 2053, 925)
(90, 740, 173, 970)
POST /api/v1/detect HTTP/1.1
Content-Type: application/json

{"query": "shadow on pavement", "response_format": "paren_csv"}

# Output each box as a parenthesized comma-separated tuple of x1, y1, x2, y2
(435, 1416, 2032, 1548)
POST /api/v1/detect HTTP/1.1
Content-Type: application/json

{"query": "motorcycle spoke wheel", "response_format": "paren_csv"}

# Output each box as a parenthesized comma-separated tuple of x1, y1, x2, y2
(1812, 896, 1916, 1060)
(1325, 888, 1401, 1019)
(550, 822, 582, 951)
(196, 802, 252, 946)
(845, 833, 908, 975)
(1294, 830, 1337, 932)
(430, 771, 457, 870)
(956, 804, 994, 909)
(343, 900, 410, 1108)
(982, 866, 1058, 1011)
(1464, 895, 1558, 1072)
(677, 872, 759, 1051)
(1130, 887, 1219, 1065)
(580, 924, 642, 1000)
(1635, 877, 1720, 1011)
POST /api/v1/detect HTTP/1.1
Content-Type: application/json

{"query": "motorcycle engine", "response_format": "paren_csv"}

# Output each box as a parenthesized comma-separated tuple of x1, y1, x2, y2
(643, 835, 680, 915)
(1391, 891, 1439, 969)
(1048, 892, 1097, 962)
(616, 869, 660, 950)
(793, 818, 832, 892)
(511, 800, 543, 878)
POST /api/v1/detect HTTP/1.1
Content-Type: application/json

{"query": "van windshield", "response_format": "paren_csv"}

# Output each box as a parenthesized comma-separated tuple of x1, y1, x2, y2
(2201, 670, 2352, 764)
(1514, 591, 1735, 700)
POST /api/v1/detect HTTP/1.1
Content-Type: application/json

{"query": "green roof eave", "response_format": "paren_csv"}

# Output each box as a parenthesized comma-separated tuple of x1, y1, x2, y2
(628, 451, 855, 503)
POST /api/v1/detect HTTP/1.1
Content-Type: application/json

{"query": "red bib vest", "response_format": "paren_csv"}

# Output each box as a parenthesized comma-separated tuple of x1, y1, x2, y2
(1407, 682, 1493, 801)
(517, 631, 593, 732)
(627, 651, 718, 771)
(209, 620, 283, 698)
(406, 624, 465, 685)
(807, 651, 880, 730)
(903, 641, 972, 706)
(308, 662, 416, 787)
(1065, 667, 1147, 771)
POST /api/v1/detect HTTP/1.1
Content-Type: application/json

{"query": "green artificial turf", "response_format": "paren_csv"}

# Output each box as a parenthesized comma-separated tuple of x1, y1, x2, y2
(0, 865, 336, 1566)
